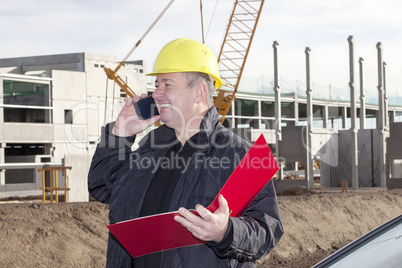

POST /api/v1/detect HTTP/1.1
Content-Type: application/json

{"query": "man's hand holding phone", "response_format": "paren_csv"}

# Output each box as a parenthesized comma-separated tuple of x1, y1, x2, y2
(111, 94, 160, 137)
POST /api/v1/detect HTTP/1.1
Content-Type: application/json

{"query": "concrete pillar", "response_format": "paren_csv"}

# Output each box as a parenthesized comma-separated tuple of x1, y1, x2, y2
(0, 80, 4, 186)
(383, 62, 388, 127)
(348, 36, 359, 191)
(0, 144, 4, 186)
(273, 41, 283, 180)
(231, 100, 235, 128)
(390, 110, 396, 124)
(342, 106, 347, 129)
(257, 99, 262, 129)
(359, 57, 366, 129)
(305, 47, 314, 189)
(323, 105, 328, 128)
(294, 91, 299, 126)
(45, 82, 52, 123)
(376, 42, 387, 188)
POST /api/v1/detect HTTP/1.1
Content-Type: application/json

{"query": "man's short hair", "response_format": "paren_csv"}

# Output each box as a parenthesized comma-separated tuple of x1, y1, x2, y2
(184, 72, 216, 107)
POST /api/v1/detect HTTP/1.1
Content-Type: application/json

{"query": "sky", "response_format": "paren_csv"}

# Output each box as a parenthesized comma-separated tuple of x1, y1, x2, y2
(1, 0, 402, 104)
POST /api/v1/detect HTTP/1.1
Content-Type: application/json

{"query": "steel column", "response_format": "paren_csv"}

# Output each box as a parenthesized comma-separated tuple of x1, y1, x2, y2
(348, 36, 359, 191)
(359, 57, 366, 129)
(383, 62, 388, 127)
(376, 42, 387, 188)
(273, 41, 283, 179)
(305, 47, 314, 189)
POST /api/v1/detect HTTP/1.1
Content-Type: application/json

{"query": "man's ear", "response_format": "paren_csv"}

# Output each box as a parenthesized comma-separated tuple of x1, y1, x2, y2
(194, 82, 208, 104)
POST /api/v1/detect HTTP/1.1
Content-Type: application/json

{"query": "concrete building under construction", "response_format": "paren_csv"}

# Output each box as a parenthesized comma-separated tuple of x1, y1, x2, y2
(0, 53, 148, 201)
(0, 51, 401, 201)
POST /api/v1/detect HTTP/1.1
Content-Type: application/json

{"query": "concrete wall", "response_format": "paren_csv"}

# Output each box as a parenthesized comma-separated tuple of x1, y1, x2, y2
(386, 122, 402, 189)
(277, 126, 339, 188)
(64, 154, 91, 202)
(337, 129, 385, 187)
(251, 129, 276, 144)
(358, 130, 375, 186)
(278, 126, 306, 162)
(3, 123, 54, 142)
(52, 70, 87, 106)
(312, 129, 338, 188)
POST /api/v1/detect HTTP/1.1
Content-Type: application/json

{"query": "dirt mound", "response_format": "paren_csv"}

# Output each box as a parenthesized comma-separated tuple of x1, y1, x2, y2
(0, 189, 401, 267)
(0, 202, 109, 267)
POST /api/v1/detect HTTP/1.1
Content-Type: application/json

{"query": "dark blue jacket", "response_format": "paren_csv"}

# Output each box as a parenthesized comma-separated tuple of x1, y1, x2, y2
(88, 108, 283, 267)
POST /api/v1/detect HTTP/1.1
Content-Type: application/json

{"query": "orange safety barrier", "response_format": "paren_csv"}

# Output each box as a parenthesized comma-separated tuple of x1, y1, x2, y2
(37, 166, 72, 203)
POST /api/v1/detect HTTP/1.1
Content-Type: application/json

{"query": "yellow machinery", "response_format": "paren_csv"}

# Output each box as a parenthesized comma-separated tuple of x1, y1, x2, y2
(104, 0, 265, 123)
(38, 166, 72, 203)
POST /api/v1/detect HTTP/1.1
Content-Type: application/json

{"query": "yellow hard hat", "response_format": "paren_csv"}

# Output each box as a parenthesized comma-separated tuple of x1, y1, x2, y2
(146, 38, 222, 89)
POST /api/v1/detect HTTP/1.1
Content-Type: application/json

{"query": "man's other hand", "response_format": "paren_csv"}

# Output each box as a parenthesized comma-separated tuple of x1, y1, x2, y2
(174, 194, 229, 243)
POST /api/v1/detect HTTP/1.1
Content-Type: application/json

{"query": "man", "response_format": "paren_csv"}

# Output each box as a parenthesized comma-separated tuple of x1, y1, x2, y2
(88, 38, 283, 267)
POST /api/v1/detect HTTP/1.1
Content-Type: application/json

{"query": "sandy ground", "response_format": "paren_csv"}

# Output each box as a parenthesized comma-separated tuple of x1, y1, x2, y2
(0, 188, 401, 267)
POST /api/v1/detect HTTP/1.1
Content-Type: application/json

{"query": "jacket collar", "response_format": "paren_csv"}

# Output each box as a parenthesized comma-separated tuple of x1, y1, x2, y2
(197, 107, 221, 147)
(138, 107, 221, 149)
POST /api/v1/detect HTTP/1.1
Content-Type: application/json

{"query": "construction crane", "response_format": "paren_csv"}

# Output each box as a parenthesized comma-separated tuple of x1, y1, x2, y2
(215, 0, 265, 123)
(104, 0, 265, 123)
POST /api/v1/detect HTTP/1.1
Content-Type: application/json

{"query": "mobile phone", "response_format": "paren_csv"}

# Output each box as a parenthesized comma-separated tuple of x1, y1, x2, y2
(133, 95, 160, 120)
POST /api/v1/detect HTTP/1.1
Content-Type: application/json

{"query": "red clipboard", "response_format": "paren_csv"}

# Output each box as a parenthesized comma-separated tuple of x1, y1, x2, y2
(107, 134, 278, 258)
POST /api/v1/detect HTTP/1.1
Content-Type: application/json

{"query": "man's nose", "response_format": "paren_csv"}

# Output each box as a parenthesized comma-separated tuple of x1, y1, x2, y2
(152, 87, 163, 100)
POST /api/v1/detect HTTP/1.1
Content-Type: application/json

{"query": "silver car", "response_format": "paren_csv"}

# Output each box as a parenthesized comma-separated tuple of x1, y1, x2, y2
(313, 214, 402, 267)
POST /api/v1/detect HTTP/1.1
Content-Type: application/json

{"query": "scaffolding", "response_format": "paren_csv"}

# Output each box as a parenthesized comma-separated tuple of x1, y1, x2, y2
(38, 166, 72, 203)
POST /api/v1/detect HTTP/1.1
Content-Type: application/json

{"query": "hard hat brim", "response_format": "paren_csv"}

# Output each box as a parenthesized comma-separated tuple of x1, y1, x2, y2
(146, 70, 222, 89)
